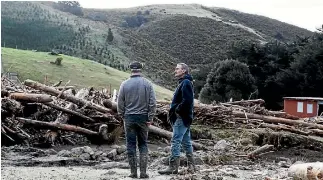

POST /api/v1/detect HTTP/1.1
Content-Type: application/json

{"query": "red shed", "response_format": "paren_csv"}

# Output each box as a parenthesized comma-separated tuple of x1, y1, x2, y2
(283, 97, 323, 118)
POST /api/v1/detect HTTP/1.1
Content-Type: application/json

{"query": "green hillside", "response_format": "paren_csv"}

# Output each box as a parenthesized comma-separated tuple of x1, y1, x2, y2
(1, 48, 173, 100)
(1, 2, 314, 95)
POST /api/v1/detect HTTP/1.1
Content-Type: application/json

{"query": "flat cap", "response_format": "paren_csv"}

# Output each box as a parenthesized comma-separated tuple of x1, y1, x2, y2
(129, 61, 143, 70)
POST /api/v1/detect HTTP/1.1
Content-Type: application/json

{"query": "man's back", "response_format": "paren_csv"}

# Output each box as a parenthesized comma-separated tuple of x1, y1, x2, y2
(117, 75, 156, 117)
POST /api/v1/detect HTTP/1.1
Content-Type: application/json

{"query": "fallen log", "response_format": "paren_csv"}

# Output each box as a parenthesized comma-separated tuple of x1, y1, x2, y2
(52, 80, 62, 87)
(259, 123, 310, 136)
(268, 111, 299, 120)
(44, 102, 95, 122)
(9, 93, 53, 103)
(233, 111, 323, 130)
(310, 129, 323, 136)
(54, 88, 89, 124)
(1, 90, 9, 97)
(2, 130, 15, 142)
(247, 144, 274, 159)
(98, 124, 124, 144)
(24, 79, 114, 114)
(46, 88, 89, 143)
(55, 86, 75, 90)
(16, 117, 98, 136)
(103, 99, 117, 111)
(225, 99, 265, 106)
(148, 125, 208, 150)
(250, 129, 323, 151)
(2, 124, 28, 140)
(106, 98, 211, 149)
(89, 114, 119, 123)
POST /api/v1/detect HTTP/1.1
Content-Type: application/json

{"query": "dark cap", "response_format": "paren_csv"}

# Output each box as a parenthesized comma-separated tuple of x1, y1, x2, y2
(129, 61, 143, 70)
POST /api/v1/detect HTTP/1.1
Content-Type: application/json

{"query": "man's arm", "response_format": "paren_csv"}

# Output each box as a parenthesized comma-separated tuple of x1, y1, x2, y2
(175, 80, 194, 116)
(117, 82, 125, 117)
(147, 83, 157, 122)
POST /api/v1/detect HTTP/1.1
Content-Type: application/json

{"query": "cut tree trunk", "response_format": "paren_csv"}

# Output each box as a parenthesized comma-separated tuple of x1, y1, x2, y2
(259, 123, 310, 136)
(225, 99, 265, 106)
(148, 125, 207, 150)
(16, 117, 98, 135)
(46, 88, 89, 143)
(310, 129, 323, 136)
(267, 111, 299, 120)
(104, 98, 208, 149)
(103, 99, 118, 111)
(24, 79, 114, 114)
(233, 111, 323, 130)
(9, 93, 53, 103)
(43, 102, 95, 122)
(247, 144, 274, 159)
(52, 80, 62, 87)
(1, 90, 9, 97)
(250, 129, 323, 151)
(54, 88, 89, 124)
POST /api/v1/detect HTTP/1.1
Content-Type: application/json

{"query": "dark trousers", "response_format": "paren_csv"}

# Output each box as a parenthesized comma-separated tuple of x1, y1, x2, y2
(124, 114, 149, 156)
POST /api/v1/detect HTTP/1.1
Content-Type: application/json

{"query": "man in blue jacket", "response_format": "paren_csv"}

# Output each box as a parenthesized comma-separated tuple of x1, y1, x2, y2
(158, 63, 196, 175)
(117, 61, 157, 178)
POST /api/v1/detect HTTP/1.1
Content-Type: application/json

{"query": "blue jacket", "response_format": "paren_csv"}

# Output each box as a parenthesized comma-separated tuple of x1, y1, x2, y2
(169, 74, 194, 127)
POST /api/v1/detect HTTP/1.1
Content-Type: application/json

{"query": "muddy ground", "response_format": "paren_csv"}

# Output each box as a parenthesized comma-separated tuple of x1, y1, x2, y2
(2, 128, 323, 180)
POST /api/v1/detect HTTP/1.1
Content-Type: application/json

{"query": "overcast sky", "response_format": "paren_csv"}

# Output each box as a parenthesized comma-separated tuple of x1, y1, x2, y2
(79, 0, 322, 31)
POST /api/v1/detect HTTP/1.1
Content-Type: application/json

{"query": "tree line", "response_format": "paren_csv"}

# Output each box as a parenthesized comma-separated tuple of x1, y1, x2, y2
(198, 30, 323, 110)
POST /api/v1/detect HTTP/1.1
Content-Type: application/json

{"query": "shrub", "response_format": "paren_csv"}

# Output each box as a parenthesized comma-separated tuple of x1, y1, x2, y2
(55, 57, 63, 65)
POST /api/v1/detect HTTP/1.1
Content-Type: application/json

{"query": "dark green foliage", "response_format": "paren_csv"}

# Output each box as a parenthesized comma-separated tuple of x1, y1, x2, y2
(54, 1, 84, 16)
(123, 15, 148, 28)
(199, 60, 256, 104)
(1, 2, 75, 51)
(190, 65, 210, 98)
(274, 32, 284, 41)
(228, 33, 323, 110)
(276, 33, 323, 98)
(55, 57, 63, 65)
(144, 10, 150, 15)
(228, 40, 296, 109)
(107, 28, 114, 42)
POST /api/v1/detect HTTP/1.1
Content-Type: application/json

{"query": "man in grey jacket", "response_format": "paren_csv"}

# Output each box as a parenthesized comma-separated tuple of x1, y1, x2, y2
(117, 61, 157, 178)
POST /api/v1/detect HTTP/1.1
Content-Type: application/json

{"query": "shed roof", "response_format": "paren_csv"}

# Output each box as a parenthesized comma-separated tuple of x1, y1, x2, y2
(283, 97, 323, 101)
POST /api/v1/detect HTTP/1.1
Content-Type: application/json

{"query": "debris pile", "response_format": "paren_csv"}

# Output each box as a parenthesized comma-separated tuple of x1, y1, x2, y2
(2, 77, 323, 180)
(2, 77, 323, 152)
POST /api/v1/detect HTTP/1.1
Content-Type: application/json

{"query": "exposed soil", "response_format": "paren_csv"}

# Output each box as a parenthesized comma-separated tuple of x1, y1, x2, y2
(2, 128, 322, 180)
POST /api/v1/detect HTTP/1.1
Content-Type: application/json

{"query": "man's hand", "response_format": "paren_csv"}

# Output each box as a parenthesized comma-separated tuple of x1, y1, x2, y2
(146, 121, 152, 126)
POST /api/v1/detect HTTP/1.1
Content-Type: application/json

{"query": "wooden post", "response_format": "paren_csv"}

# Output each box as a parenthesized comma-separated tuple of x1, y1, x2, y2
(44, 75, 48, 85)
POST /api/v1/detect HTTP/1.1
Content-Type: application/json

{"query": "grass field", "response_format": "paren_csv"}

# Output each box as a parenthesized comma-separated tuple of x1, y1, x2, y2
(1, 48, 173, 100)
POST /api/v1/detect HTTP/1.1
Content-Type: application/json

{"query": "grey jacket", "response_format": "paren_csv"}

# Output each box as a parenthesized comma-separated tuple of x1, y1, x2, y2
(117, 75, 157, 121)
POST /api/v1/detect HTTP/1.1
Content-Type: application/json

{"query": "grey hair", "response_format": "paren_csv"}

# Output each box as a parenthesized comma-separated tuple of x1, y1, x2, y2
(177, 63, 190, 74)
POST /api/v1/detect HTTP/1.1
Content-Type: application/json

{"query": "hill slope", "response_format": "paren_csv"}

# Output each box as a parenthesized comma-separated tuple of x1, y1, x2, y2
(1, 2, 314, 93)
(1, 48, 173, 100)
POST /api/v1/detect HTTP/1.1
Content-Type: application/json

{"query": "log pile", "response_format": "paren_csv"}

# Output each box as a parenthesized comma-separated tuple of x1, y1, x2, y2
(2, 77, 323, 150)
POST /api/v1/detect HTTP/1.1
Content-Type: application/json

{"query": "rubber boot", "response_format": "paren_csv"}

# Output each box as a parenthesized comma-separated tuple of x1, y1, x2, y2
(158, 157, 180, 175)
(128, 155, 138, 178)
(139, 153, 149, 178)
(178, 153, 196, 175)
(186, 153, 196, 173)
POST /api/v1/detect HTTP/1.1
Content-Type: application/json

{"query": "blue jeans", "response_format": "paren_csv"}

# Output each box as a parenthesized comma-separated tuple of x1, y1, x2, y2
(124, 114, 149, 156)
(170, 118, 193, 158)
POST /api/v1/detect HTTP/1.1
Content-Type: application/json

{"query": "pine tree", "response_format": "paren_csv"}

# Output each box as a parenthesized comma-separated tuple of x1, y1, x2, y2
(107, 28, 114, 42)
